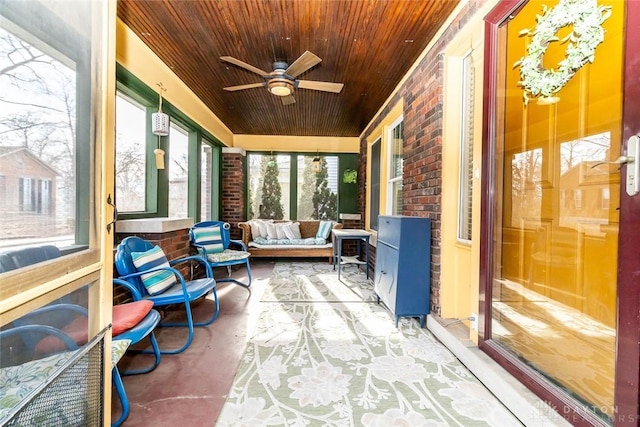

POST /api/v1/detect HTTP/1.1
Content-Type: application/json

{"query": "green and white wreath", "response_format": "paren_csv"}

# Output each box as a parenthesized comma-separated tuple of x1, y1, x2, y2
(514, 0, 612, 105)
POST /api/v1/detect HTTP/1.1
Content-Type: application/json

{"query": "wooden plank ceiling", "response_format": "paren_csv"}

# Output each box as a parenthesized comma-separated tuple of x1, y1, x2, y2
(117, 0, 459, 137)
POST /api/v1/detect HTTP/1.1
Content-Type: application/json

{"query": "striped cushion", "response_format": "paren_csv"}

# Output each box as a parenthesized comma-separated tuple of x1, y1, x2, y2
(192, 226, 225, 254)
(131, 246, 176, 295)
(316, 220, 334, 239)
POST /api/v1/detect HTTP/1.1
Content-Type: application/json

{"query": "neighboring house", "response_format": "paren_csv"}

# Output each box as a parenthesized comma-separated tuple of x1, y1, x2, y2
(0, 146, 57, 216)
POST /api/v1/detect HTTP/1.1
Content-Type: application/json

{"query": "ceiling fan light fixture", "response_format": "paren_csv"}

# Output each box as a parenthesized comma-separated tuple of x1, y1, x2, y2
(268, 79, 293, 97)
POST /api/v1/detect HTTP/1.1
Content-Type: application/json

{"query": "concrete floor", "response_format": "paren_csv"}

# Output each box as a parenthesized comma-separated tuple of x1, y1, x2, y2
(113, 259, 275, 426)
(112, 259, 565, 426)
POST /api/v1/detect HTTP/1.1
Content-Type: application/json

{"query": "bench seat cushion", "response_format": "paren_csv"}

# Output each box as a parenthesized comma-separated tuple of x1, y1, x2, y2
(252, 237, 327, 246)
(249, 242, 333, 250)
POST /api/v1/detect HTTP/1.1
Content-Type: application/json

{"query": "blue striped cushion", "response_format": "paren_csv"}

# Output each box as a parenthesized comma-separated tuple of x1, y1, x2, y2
(192, 226, 225, 254)
(316, 220, 334, 239)
(130, 245, 176, 295)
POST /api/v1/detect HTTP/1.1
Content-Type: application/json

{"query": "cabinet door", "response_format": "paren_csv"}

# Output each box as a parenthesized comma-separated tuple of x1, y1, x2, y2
(377, 216, 401, 248)
(374, 242, 398, 312)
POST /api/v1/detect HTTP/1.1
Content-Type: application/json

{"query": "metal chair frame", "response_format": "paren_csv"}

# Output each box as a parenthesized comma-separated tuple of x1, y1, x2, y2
(190, 221, 253, 288)
(114, 236, 219, 355)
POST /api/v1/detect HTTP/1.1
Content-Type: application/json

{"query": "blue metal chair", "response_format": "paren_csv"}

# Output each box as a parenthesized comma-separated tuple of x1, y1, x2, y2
(12, 301, 161, 375)
(114, 236, 219, 354)
(0, 324, 131, 427)
(10, 300, 161, 426)
(190, 221, 252, 288)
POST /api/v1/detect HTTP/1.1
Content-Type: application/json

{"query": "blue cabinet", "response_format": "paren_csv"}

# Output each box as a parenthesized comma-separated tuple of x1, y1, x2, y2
(374, 215, 431, 326)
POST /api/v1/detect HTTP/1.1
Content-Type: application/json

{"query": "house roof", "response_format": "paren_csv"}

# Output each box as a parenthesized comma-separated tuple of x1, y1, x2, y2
(0, 146, 59, 176)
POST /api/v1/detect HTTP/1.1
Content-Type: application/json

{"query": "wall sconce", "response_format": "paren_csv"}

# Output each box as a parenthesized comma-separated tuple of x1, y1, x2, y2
(152, 83, 169, 169)
(312, 151, 322, 173)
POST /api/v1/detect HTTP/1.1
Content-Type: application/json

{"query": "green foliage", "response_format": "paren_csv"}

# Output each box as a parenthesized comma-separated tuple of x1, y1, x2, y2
(298, 157, 316, 220)
(312, 157, 337, 220)
(259, 155, 284, 219)
(343, 169, 357, 184)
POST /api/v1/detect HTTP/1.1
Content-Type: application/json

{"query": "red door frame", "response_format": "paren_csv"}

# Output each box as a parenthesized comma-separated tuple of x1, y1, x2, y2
(479, 1, 640, 425)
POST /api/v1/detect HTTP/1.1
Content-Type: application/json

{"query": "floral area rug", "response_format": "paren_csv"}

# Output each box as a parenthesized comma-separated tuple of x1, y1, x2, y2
(261, 261, 377, 303)
(217, 261, 522, 426)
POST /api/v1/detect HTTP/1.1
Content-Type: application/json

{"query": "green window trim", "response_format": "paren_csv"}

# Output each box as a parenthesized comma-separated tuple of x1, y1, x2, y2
(116, 64, 223, 221)
(244, 151, 358, 221)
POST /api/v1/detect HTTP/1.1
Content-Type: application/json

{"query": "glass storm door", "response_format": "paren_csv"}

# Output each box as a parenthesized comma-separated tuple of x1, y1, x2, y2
(482, 0, 640, 424)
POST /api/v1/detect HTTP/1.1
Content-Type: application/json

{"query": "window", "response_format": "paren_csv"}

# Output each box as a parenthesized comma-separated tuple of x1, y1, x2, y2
(247, 153, 291, 220)
(115, 66, 224, 221)
(388, 119, 403, 216)
(168, 122, 189, 218)
(0, 9, 90, 250)
(201, 143, 213, 221)
(369, 138, 381, 231)
(296, 155, 338, 220)
(601, 188, 610, 210)
(115, 92, 147, 212)
(574, 189, 583, 209)
(0, 2, 110, 404)
(457, 53, 474, 242)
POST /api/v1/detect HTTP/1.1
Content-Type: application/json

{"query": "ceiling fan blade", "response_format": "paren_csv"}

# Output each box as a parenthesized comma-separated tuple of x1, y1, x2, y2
(223, 82, 266, 91)
(220, 56, 270, 77)
(297, 80, 344, 93)
(285, 51, 321, 78)
(281, 94, 296, 106)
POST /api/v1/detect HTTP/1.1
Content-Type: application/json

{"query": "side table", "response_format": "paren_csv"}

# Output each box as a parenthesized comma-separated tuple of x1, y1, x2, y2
(332, 229, 371, 281)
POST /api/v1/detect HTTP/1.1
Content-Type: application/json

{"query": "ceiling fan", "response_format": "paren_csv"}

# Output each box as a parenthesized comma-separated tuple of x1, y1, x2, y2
(220, 51, 344, 105)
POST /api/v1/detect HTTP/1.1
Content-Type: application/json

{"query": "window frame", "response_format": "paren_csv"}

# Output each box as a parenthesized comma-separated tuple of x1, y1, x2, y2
(115, 90, 149, 213)
(368, 138, 382, 231)
(457, 51, 475, 243)
(115, 65, 224, 222)
(365, 101, 403, 234)
(245, 151, 355, 221)
(386, 117, 404, 216)
(0, 0, 111, 334)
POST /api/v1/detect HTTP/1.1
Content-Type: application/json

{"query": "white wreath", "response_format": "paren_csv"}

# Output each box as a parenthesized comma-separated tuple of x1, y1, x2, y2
(514, 0, 612, 104)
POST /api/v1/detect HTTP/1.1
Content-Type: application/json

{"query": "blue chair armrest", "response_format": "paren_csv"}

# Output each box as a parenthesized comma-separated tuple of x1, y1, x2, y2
(169, 255, 213, 278)
(113, 278, 144, 301)
(14, 304, 88, 329)
(17, 303, 88, 318)
(229, 239, 248, 251)
(1, 325, 79, 351)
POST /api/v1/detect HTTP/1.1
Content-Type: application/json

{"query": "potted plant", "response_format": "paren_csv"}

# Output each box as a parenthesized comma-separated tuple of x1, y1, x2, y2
(343, 169, 357, 184)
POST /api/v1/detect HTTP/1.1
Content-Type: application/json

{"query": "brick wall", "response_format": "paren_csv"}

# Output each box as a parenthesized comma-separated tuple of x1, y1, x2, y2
(340, 217, 362, 257)
(221, 149, 245, 240)
(359, 0, 483, 315)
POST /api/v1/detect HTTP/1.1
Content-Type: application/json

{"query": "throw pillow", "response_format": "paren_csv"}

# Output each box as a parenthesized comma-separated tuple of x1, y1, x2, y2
(266, 222, 278, 240)
(131, 245, 176, 295)
(112, 300, 154, 336)
(284, 222, 302, 240)
(276, 222, 291, 239)
(248, 220, 262, 239)
(256, 219, 272, 238)
(316, 220, 334, 240)
(192, 226, 224, 254)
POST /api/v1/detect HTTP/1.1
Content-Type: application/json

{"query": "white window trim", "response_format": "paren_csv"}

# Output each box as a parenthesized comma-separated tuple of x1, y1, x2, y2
(386, 116, 403, 215)
(367, 136, 382, 232)
(457, 50, 474, 243)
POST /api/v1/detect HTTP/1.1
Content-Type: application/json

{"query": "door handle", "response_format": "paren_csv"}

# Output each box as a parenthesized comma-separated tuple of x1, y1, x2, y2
(625, 135, 640, 196)
(590, 135, 639, 196)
